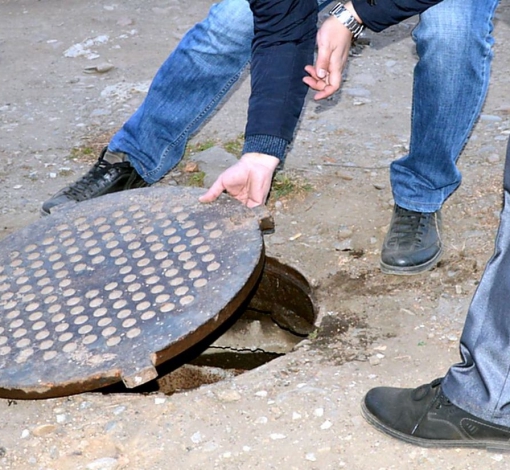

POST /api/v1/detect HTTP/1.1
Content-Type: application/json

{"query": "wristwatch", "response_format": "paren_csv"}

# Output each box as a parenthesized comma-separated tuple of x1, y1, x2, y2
(329, 3, 365, 39)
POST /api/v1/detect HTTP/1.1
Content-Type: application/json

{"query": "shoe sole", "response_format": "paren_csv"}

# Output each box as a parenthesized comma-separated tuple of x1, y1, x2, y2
(361, 399, 510, 451)
(40, 181, 149, 217)
(379, 246, 444, 276)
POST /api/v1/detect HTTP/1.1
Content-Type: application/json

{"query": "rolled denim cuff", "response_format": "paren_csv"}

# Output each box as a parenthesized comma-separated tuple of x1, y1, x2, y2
(242, 134, 288, 163)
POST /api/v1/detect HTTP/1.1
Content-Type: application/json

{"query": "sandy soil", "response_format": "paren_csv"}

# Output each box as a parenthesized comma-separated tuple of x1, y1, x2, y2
(1, 1, 510, 468)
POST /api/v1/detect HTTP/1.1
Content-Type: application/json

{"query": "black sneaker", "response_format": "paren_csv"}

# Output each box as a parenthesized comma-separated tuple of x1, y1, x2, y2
(380, 205, 443, 275)
(362, 378, 510, 450)
(41, 147, 148, 216)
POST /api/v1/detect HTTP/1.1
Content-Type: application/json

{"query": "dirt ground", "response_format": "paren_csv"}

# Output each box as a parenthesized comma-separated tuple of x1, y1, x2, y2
(1, 1, 510, 469)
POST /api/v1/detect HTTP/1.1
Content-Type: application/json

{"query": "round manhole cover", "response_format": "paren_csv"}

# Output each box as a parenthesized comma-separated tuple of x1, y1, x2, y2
(0, 187, 265, 398)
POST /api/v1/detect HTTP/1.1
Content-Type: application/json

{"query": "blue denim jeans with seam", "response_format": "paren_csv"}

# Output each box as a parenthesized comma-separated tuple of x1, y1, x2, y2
(442, 137, 510, 427)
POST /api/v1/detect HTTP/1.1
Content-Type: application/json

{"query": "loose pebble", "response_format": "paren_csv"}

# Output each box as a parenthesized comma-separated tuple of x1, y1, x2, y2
(33, 424, 58, 437)
(216, 389, 242, 402)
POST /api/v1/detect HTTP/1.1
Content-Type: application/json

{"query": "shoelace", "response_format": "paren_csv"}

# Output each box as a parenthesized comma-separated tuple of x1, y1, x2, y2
(388, 207, 432, 244)
(62, 158, 131, 200)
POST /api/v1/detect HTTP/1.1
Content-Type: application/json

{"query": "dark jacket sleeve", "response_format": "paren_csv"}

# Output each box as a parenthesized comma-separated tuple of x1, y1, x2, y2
(243, 0, 317, 161)
(354, 0, 444, 32)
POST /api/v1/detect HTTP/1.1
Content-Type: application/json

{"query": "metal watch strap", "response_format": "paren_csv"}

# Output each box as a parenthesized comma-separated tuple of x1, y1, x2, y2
(329, 3, 365, 39)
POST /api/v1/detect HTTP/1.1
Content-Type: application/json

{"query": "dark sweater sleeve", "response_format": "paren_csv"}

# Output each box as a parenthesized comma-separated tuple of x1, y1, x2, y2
(243, 0, 317, 161)
(353, 0, 443, 32)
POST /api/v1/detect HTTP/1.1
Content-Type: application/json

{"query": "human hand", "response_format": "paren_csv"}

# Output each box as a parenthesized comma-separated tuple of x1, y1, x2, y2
(303, 15, 353, 100)
(199, 153, 280, 208)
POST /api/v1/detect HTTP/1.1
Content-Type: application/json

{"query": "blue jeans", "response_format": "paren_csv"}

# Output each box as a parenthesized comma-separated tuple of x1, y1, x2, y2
(442, 139, 510, 427)
(109, 0, 329, 184)
(391, 0, 499, 212)
(110, 0, 498, 194)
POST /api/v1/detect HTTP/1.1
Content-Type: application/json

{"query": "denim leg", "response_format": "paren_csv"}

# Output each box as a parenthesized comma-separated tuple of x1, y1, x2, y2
(390, 0, 499, 213)
(109, 0, 253, 184)
(110, 0, 332, 184)
(442, 139, 510, 428)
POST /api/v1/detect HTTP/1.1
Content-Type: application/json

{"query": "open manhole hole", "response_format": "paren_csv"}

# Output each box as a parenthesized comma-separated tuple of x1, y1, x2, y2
(0, 186, 316, 399)
(101, 256, 317, 395)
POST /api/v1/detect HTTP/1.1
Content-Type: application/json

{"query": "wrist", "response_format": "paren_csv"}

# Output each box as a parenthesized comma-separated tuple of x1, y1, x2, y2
(329, 2, 364, 39)
(241, 153, 280, 172)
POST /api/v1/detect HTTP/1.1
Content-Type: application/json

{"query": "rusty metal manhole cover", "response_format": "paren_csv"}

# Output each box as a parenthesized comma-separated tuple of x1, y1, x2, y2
(0, 186, 266, 399)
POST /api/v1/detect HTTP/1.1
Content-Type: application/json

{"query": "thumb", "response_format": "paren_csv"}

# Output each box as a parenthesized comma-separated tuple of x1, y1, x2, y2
(198, 177, 226, 203)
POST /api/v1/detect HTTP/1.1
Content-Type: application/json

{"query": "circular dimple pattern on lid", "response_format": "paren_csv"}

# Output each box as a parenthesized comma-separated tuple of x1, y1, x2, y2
(0, 186, 263, 399)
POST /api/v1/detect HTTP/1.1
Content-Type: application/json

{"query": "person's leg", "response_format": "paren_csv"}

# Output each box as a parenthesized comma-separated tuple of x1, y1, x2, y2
(42, 0, 333, 215)
(381, 0, 499, 275)
(361, 138, 510, 448)
(441, 140, 510, 428)
(109, 0, 254, 183)
(41, 0, 254, 215)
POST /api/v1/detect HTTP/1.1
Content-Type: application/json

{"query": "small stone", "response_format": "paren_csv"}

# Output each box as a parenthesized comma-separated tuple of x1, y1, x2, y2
(305, 453, 317, 462)
(255, 417, 268, 424)
(292, 412, 302, 420)
(369, 355, 381, 366)
(56, 414, 67, 424)
(480, 114, 502, 122)
(84, 63, 115, 74)
(373, 183, 386, 190)
(314, 408, 324, 417)
(336, 171, 353, 181)
(112, 405, 126, 415)
(104, 421, 117, 433)
(183, 161, 199, 173)
(337, 225, 353, 239)
(86, 457, 119, 470)
(320, 420, 333, 430)
(487, 153, 501, 164)
(32, 424, 57, 437)
(216, 389, 241, 402)
(334, 239, 352, 251)
(191, 431, 203, 444)
(270, 433, 286, 440)
(255, 390, 268, 398)
(117, 17, 134, 26)
(154, 397, 166, 405)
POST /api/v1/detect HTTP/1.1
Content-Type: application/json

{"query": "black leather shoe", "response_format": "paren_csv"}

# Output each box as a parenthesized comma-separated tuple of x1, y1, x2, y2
(41, 147, 148, 216)
(362, 378, 510, 450)
(380, 205, 443, 275)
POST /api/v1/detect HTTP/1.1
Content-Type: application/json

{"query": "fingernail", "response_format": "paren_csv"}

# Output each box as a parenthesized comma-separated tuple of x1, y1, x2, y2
(318, 69, 327, 79)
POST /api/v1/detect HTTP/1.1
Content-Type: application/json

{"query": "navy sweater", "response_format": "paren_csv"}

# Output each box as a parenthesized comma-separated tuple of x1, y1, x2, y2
(243, 0, 443, 162)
